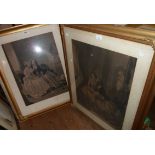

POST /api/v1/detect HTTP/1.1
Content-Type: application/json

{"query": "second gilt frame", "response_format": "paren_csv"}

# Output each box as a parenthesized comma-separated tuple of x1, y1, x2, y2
(61, 24, 155, 129)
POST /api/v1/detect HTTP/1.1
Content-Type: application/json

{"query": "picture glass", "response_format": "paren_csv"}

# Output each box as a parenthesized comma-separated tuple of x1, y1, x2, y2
(2, 32, 68, 106)
(72, 40, 137, 129)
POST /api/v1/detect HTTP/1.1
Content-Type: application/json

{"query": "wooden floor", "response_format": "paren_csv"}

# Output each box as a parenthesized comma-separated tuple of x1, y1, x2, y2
(19, 104, 103, 130)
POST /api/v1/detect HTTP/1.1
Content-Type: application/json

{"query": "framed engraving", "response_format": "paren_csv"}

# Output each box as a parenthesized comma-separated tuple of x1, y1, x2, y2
(0, 25, 70, 120)
(63, 25, 155, 129)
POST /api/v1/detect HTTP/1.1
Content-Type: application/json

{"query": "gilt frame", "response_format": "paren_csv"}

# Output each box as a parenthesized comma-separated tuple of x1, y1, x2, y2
(0, 24, 71, 121)
(61, 24, 155, 129)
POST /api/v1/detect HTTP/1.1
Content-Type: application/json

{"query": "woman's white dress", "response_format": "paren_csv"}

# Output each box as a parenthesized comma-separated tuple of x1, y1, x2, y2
(23, 66, 50, 98)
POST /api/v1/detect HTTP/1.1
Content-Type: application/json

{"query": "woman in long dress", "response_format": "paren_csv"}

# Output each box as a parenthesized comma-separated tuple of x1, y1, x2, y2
(39, 63, 58, 88)
(23, 61, 50, 99)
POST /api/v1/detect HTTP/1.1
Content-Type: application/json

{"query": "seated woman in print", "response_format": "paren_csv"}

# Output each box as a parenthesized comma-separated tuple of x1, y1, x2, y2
(23, 61, 50, 99)
(82, 72, 105, 103)
(39, 63, 58, 89)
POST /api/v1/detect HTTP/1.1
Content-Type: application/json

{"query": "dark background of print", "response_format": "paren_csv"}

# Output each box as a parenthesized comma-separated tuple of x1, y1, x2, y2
(72, 40, 137, 129)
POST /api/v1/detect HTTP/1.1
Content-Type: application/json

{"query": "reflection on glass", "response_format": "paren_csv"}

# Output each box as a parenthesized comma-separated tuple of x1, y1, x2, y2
(34, 45, 42, 54)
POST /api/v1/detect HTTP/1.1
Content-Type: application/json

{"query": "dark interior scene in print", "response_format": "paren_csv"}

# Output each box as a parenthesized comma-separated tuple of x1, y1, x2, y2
(72, 40, 137, 129)
(2, 32, 68, 106)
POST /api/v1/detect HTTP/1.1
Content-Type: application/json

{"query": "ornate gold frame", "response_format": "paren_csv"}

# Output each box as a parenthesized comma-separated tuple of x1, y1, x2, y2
(61, 24, 155, 129)
(0, 24, 71, 122)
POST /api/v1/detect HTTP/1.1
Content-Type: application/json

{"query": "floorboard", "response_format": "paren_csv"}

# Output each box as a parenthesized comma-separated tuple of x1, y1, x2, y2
(19, 105, 103, 130)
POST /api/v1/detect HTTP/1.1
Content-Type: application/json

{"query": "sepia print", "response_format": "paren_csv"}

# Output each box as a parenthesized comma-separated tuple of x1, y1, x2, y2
(2, 32, 68, 106)
(72, 40, 137, 129)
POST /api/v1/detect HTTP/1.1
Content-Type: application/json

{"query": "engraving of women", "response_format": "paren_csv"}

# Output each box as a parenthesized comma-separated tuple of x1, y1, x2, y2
(23, 61, 50, 99)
